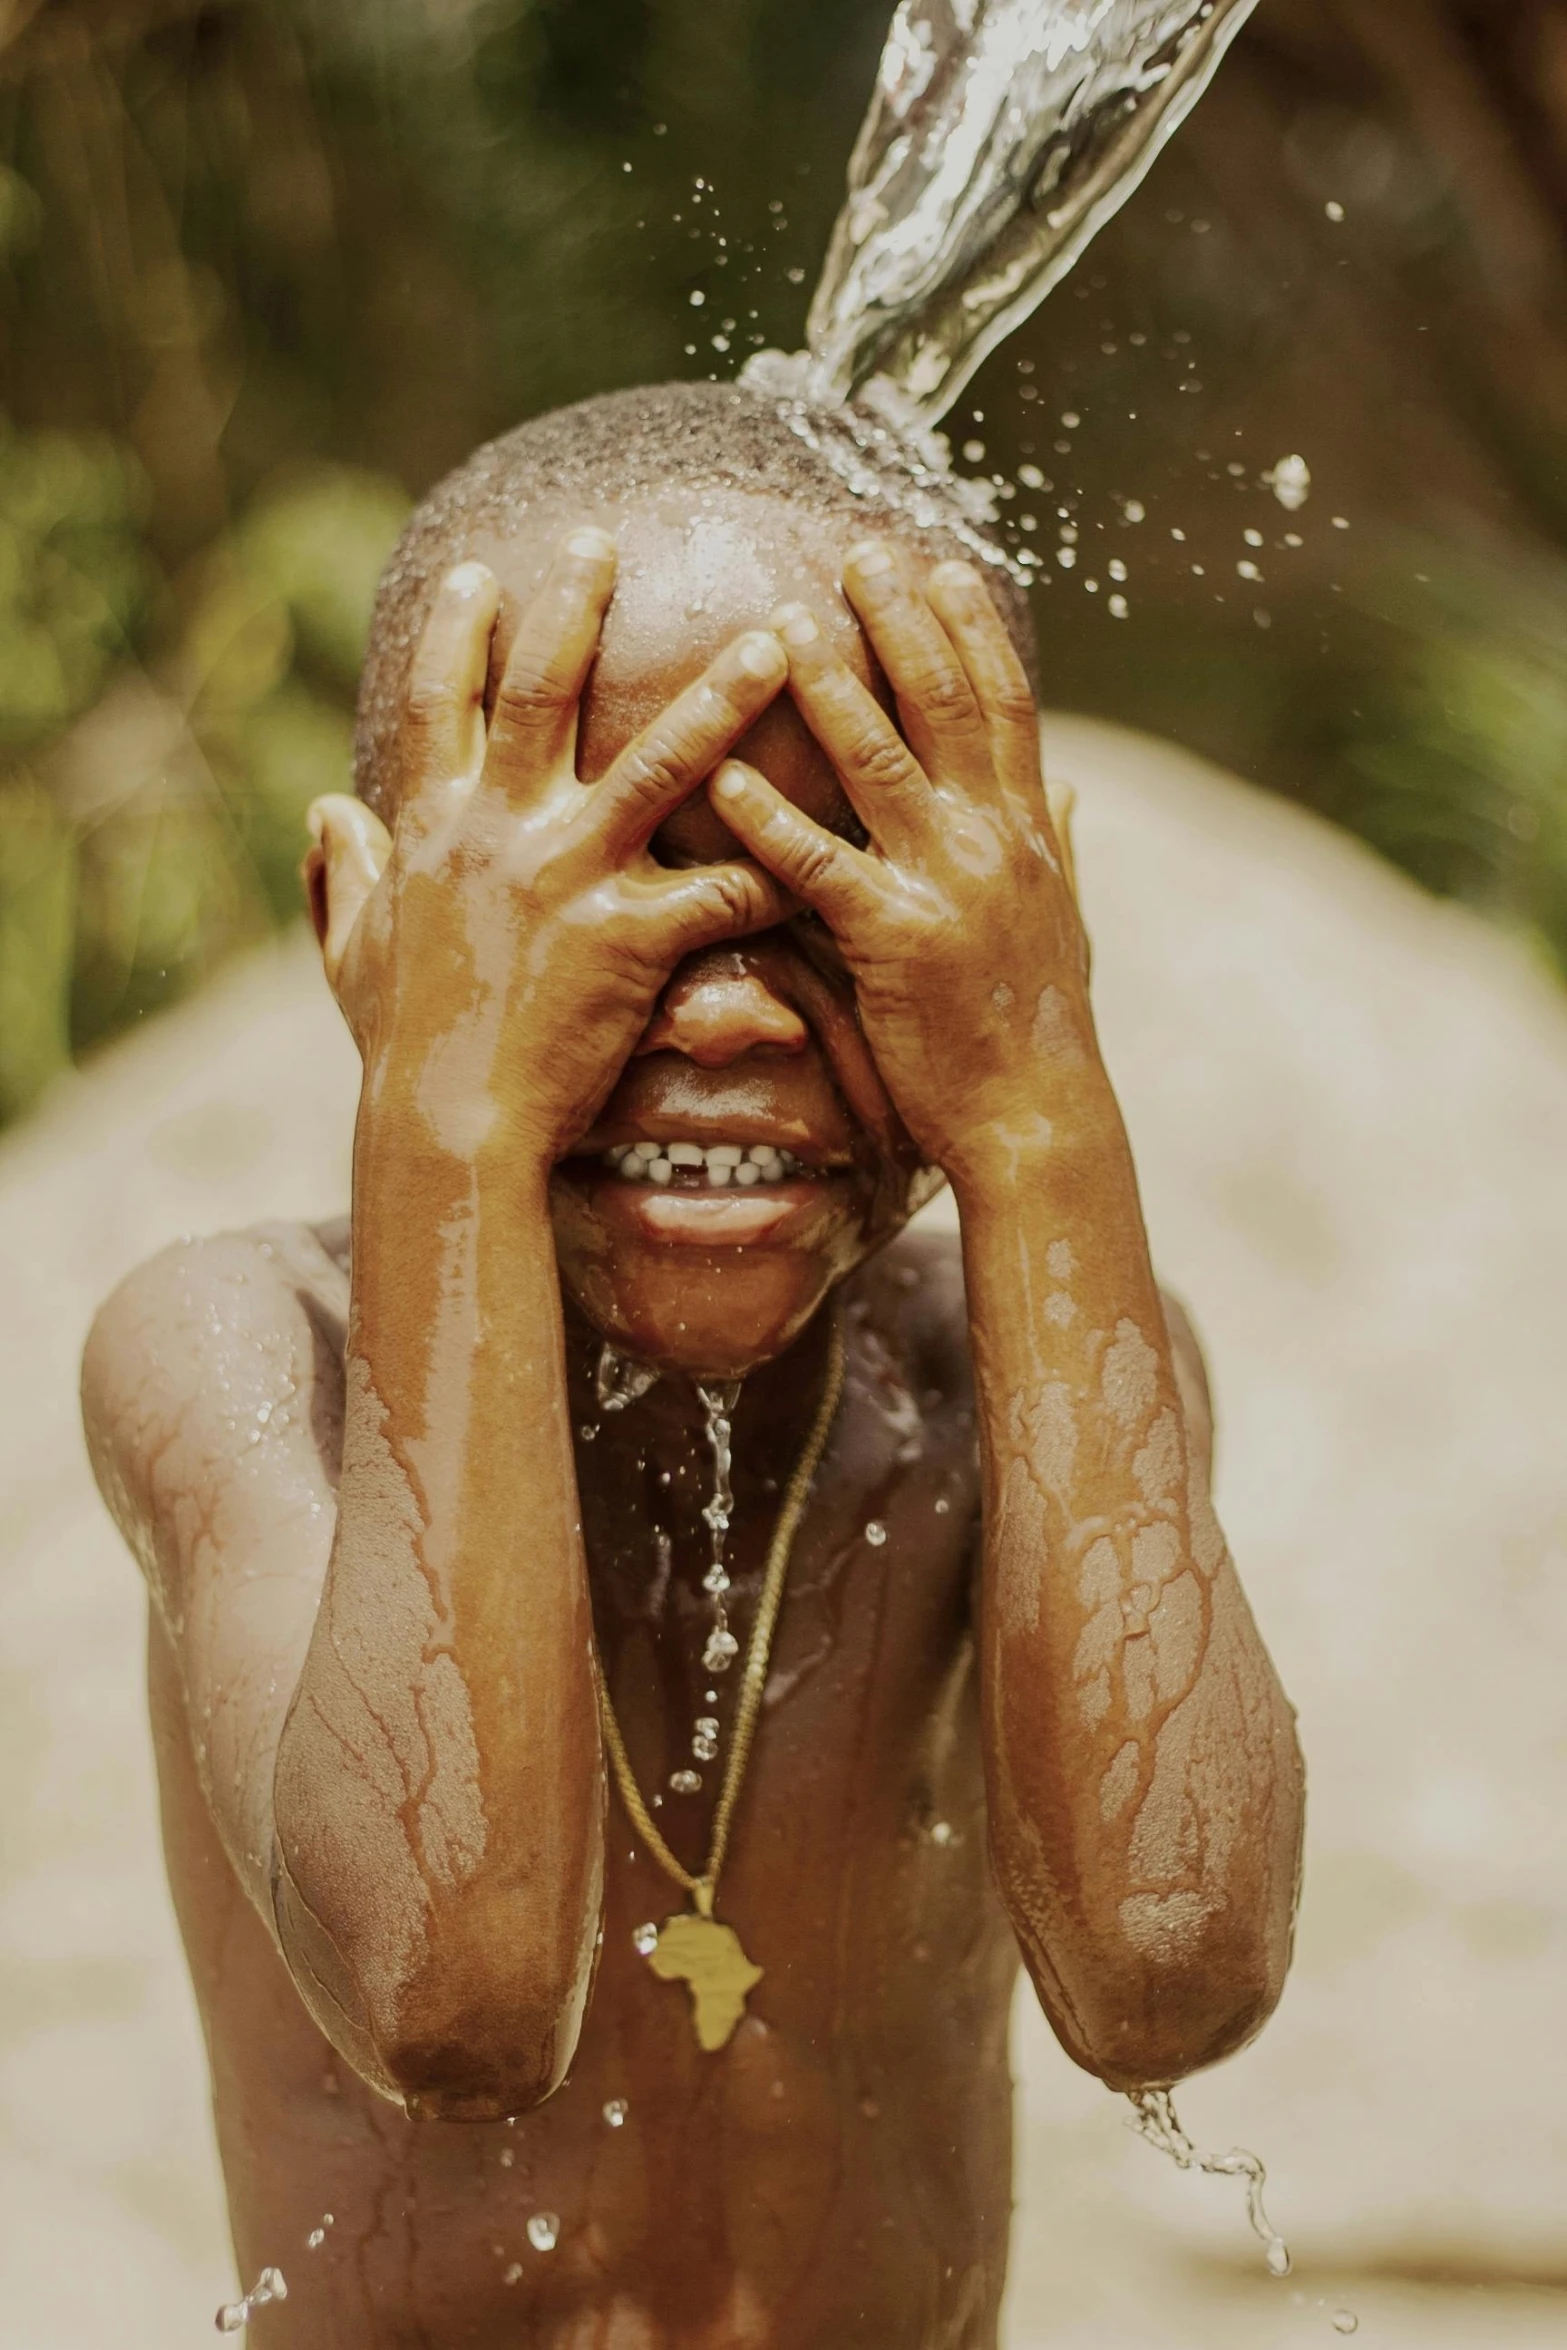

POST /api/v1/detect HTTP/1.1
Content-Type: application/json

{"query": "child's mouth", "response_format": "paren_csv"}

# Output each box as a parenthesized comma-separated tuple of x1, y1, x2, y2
(601, 1140, 816, 1189)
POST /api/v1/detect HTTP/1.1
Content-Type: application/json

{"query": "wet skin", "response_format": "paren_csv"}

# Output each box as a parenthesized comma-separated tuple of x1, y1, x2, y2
(83, 505, 1305, 2347)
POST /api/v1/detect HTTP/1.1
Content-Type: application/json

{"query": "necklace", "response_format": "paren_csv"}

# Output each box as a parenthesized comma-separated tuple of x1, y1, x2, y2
(598, 1310, 846, 2053)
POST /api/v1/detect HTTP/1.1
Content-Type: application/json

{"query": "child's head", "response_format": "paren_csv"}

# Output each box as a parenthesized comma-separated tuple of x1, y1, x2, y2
(348, 381, 1039, 1373)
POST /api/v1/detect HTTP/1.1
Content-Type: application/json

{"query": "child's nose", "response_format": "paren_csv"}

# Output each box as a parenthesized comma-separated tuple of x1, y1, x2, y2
(636, 953, 809, 1067)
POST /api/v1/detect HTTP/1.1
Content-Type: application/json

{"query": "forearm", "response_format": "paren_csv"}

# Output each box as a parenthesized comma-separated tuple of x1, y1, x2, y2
(955, 1085, 1302, 2090)
(273, 1081, 603, 2116)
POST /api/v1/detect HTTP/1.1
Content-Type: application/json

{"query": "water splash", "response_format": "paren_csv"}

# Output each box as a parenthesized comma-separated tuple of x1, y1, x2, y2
(802, 0, 1263, 421)
(595, 1343, 659, 1413)
(695, 1380, 743, 1683)
(1126, 2088, 1290, 2277)
(215, 2268, 288, 2331)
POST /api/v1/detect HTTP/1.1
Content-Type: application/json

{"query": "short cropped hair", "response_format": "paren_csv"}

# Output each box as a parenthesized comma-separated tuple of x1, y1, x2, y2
(354, 378, 1037, 819)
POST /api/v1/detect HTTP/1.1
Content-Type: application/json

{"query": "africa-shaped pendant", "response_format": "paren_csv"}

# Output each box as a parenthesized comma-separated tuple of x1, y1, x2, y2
(642, 1909, 762, 2051)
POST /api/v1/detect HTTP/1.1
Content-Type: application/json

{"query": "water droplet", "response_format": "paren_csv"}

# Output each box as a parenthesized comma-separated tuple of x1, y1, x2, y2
(1325, 199, 1345, 221)
(215, 2268, 288, 2331)
(633, 1921, 660, 1956)
(929, 1819, 955, 1846)
(503, 2261, 524, 2285)
(499, 2146, 514, 2167)
(670, 1768, 702, 1794)
(1332, 2313, 1359, 2336)
(865, 1521, 887, 1547)
(603, 2097, 629, 2127)
(527, 2212, 561, 2252)
(962, 439, 986, 461)
(934, 1496, 950, 1514)
(306, 2227, 325, 2250)
(1122, 498, 1146, 522)
(1266, 2238, 1292, 2278)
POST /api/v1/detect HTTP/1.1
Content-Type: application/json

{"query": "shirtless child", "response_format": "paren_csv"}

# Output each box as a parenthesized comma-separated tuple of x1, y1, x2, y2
(84, 383, 1304, 2348)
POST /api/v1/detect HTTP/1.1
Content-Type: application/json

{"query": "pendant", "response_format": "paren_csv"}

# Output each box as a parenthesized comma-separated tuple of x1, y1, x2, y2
(642, 1905, 762, 2052)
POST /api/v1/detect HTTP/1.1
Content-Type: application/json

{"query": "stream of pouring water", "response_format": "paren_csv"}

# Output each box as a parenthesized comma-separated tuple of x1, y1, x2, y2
(756, 0, 1262, 425)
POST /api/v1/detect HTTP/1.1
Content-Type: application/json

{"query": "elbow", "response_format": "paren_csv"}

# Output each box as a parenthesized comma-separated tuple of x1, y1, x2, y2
(1038, 1909, 1292, 2094)
(271, 1816, 597, 2123)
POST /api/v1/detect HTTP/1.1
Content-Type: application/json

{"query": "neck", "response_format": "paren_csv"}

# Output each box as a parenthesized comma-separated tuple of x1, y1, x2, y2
(562, 1300, 838, 1495)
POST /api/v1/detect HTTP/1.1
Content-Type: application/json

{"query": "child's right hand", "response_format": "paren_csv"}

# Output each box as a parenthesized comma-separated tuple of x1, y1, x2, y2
(305, 531, 791, 1168)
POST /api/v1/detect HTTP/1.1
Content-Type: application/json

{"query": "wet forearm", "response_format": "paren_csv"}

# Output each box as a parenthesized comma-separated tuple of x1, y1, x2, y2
(954, 1097, 1302, 2088)
(273, 1083, 603, 2114)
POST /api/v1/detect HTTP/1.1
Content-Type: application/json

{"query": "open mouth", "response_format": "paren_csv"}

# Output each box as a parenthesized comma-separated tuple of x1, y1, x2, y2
(602, 1140, 816, 1188)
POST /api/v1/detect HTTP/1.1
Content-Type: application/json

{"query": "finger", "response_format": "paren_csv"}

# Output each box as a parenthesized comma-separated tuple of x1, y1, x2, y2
(304, 795, 391, 992)
(840, 540, 990, 784)
(401, 562, 501, 814)
(638, 859, 796, 957)
(588, 632, 787, 856)
(485, 526, 618, 794)
(710, 759, 876, 927)
(770, 603, 932, 851)
(923, 559, 1043, 794)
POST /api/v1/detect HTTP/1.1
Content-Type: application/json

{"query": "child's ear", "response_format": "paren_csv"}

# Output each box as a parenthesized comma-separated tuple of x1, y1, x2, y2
(302, 795, 391, 996)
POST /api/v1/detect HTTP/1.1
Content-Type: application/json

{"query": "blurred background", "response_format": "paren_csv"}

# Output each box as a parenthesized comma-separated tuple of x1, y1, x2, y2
(2, 0, 1567, 1125)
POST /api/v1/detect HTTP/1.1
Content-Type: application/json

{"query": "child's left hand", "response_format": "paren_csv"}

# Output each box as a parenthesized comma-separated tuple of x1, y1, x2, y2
(711, 542, 1095, 1182)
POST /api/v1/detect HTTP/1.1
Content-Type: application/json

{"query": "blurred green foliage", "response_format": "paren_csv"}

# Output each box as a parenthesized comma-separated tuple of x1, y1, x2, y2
(0, 0, 1564, 1125)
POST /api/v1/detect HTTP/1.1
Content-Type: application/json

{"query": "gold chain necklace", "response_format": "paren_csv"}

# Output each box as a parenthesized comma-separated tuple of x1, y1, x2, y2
(598, 1310, 846, 2052)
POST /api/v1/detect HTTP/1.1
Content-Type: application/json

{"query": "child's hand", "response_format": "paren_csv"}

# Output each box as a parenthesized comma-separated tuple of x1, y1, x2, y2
(305, 531, 790, 1165)
(711, 545, 1093, 1182)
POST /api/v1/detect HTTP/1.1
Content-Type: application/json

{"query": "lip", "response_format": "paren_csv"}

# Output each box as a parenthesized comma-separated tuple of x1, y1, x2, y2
(558, 1162, 855, 1250)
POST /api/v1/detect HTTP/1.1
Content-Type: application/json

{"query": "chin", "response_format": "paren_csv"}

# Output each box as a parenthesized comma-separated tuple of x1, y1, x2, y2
(549, 1161, 875, 1378)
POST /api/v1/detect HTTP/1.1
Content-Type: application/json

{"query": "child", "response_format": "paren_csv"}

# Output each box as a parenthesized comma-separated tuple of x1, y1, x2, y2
(85, 382, 1303, 2347)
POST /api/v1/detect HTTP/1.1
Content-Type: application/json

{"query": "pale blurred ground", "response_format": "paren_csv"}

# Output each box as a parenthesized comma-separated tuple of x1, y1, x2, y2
(1, 717, 1564, 2348)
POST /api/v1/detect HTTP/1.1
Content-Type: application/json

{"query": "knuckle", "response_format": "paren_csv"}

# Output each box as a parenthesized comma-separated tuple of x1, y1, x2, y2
(618, 741, 690, 805)
(403, 679, 458, 736)
(852, 730, 919, 792)
(494, 658, 569, 728)
(991, 677, 1040, 729)
(914, 667, 979, 728)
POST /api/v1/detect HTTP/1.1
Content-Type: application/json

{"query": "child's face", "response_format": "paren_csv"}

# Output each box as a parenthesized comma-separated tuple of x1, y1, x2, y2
(452, 488, 937, 1373)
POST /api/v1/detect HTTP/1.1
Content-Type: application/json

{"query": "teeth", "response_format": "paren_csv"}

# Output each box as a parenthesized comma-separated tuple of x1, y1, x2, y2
(602, 1140, 812, 1185)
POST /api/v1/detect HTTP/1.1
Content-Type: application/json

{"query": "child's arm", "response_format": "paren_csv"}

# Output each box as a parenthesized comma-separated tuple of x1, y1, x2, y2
(87, 536, 791, 2119)
(712, 546, 1305, 2092)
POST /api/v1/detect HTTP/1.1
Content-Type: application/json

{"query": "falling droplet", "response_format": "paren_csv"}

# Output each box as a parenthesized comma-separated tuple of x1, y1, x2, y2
(215, 2268, 288, 2331)
(1266, 2237, 1292, 2278)
(603, 2097, 629, 2127)
(633, 1921, 660, 1956)
(1332, 2315, 1359, 2336)
(865, 1521, 887, 1547)
(669, 1768, 702, 1794)
(527, 2212, 561, 2252)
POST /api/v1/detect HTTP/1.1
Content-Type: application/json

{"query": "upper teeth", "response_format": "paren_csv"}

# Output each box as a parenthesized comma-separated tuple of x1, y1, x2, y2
(605, 1141, 809, 1186)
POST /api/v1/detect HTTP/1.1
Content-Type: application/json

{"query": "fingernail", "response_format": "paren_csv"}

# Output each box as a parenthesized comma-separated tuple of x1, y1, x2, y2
(931, 559, 980, 589)
(780, 609, 819, 648)
(711, 763, 746, 797)
(447, 560, 492, 597)
(847, 541, 895, 577)
(737, 632, 784, 678)
(566, 526, 616, 559)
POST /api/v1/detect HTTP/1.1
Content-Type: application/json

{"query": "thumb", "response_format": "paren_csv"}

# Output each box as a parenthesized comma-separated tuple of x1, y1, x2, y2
(303, 795, 392, 995)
